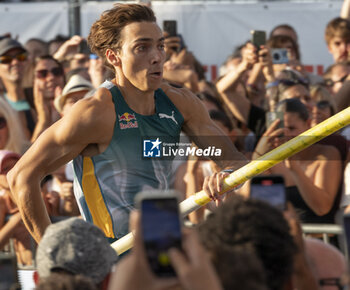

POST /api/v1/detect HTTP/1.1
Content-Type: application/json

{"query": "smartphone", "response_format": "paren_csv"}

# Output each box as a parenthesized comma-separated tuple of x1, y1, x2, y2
(271, 48, 289, 64)
(0, 253, 19, 290)
(250, 175, 286, 210)
(78, 40, 90, 55)
(251, 30, 266, 50)
(266, 111, 284, 129)
(136, 190, 182, 277)
(163, 20, 177, 37)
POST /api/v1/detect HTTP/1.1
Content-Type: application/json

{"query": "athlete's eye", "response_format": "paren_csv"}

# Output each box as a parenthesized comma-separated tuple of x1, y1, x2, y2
(159, 44, 165, 51)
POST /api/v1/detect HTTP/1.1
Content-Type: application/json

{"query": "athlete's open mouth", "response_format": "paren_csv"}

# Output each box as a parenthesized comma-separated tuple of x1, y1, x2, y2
(150, 72, 162, 76)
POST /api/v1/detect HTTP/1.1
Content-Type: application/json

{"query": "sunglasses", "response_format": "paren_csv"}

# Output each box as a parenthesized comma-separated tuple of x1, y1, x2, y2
(324, 74, 348, 87)
(35, 67, 64, 79)
(0, 52, 27, 64)
(0, 117, 7, 130)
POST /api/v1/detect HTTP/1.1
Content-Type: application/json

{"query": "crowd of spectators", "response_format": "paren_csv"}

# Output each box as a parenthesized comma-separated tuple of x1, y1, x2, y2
(1, 0, 350, 289)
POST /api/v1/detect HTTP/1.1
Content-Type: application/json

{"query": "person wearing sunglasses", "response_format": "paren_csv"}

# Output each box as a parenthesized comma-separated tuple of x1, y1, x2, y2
(0, 37, 35, 139)
(31, 55, 65, 142)
(323, 62, 350, 96)
(0, 97, 29, 155)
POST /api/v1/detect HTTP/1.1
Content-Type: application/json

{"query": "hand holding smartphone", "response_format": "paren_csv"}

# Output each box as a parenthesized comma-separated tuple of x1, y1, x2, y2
(136, 190, 182, 277)
(251, 30, 266, 51)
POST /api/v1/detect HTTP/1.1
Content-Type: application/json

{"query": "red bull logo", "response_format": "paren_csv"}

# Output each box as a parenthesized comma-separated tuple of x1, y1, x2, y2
(118, 112, 138, 129)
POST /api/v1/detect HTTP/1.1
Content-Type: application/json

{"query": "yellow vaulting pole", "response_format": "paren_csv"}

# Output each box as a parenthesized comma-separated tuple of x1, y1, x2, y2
(112, 106, 350, 255)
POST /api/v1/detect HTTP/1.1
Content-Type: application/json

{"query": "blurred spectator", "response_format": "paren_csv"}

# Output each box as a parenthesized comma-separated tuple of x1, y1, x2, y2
(0, 37, 35, 137)
(253, 98, 342, 223)
(0, 97, 29, 154)
(305, 238, 348, 289)
(324, 17, 350, 63)
(31, 55, 65, 142)
(270, 23, 299, 44)
(36, 273, 98, 290)
(35, 217, 118, 289)
(323, 62, 350, 96)
(109, 211, 223, 290)
(198, 195, 297, 290)
(48, 34, 69, 56)
(309, 84, 337, 111)
(54, 74, 93, 116)
(0, 150, 32, 266)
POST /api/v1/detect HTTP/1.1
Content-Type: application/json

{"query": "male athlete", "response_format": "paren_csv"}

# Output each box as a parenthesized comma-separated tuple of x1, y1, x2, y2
(8, 4, 247, 243)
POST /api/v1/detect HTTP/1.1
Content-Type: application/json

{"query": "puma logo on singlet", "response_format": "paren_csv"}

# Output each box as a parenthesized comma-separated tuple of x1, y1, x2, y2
(159, 111, 178, 125)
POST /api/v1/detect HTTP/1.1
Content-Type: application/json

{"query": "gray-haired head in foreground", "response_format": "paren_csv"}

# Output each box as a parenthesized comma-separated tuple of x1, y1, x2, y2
(36, 217, 118, 284)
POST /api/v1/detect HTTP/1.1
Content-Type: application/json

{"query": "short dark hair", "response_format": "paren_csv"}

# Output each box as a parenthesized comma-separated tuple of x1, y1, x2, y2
(276, 98, 309, 121)
(267, 34, 300, 60)
(198, 195, 296, 290)
(88, 4, 156, 70)
(210, 244, 269, 290)
(270, 24, 298, 40)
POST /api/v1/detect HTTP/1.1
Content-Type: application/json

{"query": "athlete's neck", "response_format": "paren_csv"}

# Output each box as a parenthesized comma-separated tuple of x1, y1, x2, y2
(112, 78, 156, 115)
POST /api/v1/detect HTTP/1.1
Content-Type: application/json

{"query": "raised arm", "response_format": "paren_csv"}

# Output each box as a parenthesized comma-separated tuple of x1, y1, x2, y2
(285, 147, 342, 216)
(341, 0, 350, 20)
(7, 89, 115, 243)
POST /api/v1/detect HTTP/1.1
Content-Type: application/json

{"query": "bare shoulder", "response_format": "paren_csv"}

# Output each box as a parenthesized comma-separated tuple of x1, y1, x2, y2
(160, 82, 206, 122)
(54, 87, 116, 145)
(314, 144, 341, 161)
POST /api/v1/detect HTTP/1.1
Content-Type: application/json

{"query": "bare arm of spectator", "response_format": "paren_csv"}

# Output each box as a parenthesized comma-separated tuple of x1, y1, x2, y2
(285, 147, 341, 215)
(163, 63, 199, 93)
(53, 35, 83, 62)
(0, 212, 22, 250)
(184, 157, 206, 224)
(59, 182, 80, 216)
(341, 0, 350, 19)
(88, 57, 105, 88)
(7, 88, 116, 243)
(216, 43, 257, 123)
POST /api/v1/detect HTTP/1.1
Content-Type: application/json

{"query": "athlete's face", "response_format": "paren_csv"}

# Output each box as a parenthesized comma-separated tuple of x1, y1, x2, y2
(117, 21, 166, 92)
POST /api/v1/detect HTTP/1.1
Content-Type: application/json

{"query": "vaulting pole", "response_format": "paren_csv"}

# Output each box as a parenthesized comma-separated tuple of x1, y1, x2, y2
(112, 106, 350, 255)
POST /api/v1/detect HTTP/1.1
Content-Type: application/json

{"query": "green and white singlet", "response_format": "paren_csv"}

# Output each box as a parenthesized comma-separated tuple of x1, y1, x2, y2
(73, 81, 184, 240)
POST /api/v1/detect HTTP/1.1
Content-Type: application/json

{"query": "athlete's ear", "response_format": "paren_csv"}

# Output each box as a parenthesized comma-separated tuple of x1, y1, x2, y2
(105, 49, 120, 67)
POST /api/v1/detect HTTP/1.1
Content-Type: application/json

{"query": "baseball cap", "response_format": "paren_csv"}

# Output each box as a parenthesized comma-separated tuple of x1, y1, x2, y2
(0, 150, 21, 174)
(54, 74, 93, 113)
(36, 217, 118, 284)
(0, 37, 26, 56)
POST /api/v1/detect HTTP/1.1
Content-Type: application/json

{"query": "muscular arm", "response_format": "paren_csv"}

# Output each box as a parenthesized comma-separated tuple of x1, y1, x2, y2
(216, 65, 251, 124)
(163, 84, 248, 171)
(7, 89, 115, 243)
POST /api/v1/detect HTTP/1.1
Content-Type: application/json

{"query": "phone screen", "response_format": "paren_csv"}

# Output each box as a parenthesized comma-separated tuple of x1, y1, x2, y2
(250, 176, 286, 210)
(0, 254, 18, 290)
(163, 20, 177, 37)
(266, 111, 284, 129)
(251, 30, 266, 49)
(141, 197, 181, 277)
